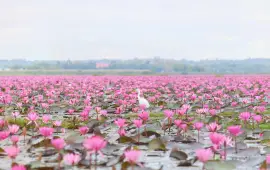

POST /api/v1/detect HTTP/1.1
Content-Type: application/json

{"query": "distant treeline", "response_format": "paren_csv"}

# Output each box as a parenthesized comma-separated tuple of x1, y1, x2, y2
(1, 57, 270, 74)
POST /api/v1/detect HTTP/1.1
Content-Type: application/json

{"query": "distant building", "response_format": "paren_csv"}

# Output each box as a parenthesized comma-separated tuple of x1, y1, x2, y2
(96, 62, 110, 69)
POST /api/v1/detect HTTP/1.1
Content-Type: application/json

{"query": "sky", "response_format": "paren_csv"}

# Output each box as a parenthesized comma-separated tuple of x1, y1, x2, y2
(0, 0, 270, 60)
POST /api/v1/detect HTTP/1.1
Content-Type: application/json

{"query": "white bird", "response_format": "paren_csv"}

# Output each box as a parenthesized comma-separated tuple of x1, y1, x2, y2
(136, 89, 150, 109)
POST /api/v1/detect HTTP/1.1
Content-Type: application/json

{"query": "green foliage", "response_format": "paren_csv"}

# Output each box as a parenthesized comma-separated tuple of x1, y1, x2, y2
(259, 123, 270, 130)
(8, 117, 27, 127)
(219, 111, 236, 117)
(3, 58, 270, 74)
(262, 109, 270, 115)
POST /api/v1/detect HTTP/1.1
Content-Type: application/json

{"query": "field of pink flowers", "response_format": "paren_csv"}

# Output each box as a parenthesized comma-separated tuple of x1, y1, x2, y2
(0, 75, 270, 170)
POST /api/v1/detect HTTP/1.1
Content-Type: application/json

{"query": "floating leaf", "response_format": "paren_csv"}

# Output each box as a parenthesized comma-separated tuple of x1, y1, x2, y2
(177, 159, 196, 166)
(208, 115, 222, 124)
(167, 103, 178, 109)
(118, 136, 136, 144)
(31, 138, 52, 148)
(141, 130, 161, 137)
(148, 138, 166, 151)
(87, 119, 101, 133)
(169, 150, 188, 160)
(157, 101, 166, 106)
(174, 135, 196, 143)
(27, 161, 55, 170)
(260, 123, 270, 130)
(42, 149, 57, 157)
(65, 132, 84, 144)
(0, 147, 4, 153)
(121, 162, 131, 170)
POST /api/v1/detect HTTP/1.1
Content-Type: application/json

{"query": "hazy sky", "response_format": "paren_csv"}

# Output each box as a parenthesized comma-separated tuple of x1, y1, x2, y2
(0, 0, 270, 60)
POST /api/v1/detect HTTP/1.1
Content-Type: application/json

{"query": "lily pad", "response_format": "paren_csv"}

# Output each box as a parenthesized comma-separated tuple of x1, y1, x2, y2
(148, 138, 166, 151)
(141, 130, 161, 137)
(178, 157, 197, 167)
(65, 131, 84, 144)
(118, 136, 136, 144)
(169, 150, 188, 160)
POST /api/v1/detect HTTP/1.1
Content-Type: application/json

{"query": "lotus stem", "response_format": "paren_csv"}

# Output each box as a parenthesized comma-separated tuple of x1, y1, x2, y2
(137, 128, 140, 143)
(234, 136, 237, 154)
(197, 130, 200, 143)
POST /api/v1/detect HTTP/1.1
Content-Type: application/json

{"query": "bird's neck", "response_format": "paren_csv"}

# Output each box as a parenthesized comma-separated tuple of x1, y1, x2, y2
(137, 90, 140, 99)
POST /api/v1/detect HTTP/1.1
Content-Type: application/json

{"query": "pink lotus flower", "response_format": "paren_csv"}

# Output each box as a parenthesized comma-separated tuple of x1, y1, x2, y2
(227, 125, 242, 136)
(26, 112, 38, 126)
(139, 104, 146, 111)
(12, 112, 20, 118)
(100, 110, 108, 116)
(196, 148, 213, 163)
(174, 120, 182, 128)
(114, 118, 127, 128)
(41, 103, 49, 109)
(53, 120, 62, 127)
(193, 122, 204, 131)
(132, 107, 139, 113)
(164, 110, 174, 119)
(42, 115, 51, 124)
(180, 123, 188, 131)
(209, 109, 217, 116)
(133, 119, 143, 128)
(64, 153, 81, 166)
(79, 126, 89, 135)
(252, 115, 262, 123)
(4, 146, 20, 159)
(11, 165, 26, 170)
(0, 131, 10, 141)
(206, 122, 221, 132)
(68, 109, 75, 114)
(51, 138, 65, 150)
(85, 105, 92, 112)
(115, 106, 123, 114)
(266, 154, 270, 164)
(231, 102, 238, 107)
(182, 104, 190, 112)
(118, 128, 126, 136)
(227, 125, 243, 153)
(196, 108, 207, 115)
(138, 111, 149, 122)
(221, 135, 234, 160)
(80, 111, 89, 121)
(8, 125, 19, 135)
(83, 135, 107, 154)
(39, 127, 54, 138)
(239, 112, 251, 122)
(209, 132, 224, 146)
(176, 109, 186, 116)
(124, 149, 141, 165)
(11, 135, 19, 145)
(253, 106, 266, 113)
(222, 135, 234, 147)
(95, 107, 101, 113)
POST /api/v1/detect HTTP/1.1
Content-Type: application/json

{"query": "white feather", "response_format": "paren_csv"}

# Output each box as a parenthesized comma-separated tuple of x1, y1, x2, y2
(136, 89, 150, 108)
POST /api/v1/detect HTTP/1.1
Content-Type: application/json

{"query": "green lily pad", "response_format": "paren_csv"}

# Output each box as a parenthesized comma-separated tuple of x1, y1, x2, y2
(148, 138, 166, 151)
(118, 136, 136, 144)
